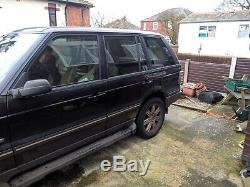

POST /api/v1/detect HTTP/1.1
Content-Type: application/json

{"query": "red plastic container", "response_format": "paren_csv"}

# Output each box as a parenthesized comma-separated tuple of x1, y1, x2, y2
(183, 83, 196, 97)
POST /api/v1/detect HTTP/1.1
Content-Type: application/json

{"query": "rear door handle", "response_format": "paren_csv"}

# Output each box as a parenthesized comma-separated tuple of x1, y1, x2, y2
(146, 78, 153, 83)
(0, 138, 5, 144)
(143, 77, 153, 84)
(88, 92, 106, 100)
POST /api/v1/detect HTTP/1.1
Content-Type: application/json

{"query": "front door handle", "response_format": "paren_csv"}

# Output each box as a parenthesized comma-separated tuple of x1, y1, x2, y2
(88, 92, 106, 100)
(0, 138, 5, 144)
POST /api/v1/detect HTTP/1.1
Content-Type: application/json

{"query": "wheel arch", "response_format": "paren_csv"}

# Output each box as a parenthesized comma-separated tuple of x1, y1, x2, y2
(136, 90, 167, 120)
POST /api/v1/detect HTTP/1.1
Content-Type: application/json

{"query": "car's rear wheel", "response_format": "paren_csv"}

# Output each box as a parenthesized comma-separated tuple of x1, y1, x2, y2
(136, 97, 166, 139)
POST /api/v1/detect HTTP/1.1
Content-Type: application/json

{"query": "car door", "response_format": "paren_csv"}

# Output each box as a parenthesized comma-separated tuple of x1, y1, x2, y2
(0, 96, 16, 176)
(141, 35, 181, 98)
(103, 35, 144, 130)
(7, 34, 108, 166)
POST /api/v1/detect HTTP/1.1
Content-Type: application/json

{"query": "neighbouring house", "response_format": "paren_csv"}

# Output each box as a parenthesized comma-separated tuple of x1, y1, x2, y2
(104, 17, 140, 30)
(0, 0, 93, 36)
(178, 10, 250, 58)
(141, 8, 192, 44)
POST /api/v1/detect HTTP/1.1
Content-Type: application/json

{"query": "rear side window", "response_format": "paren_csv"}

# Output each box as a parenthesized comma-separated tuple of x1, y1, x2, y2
(143, 37, 175, 68)
(104, 36, 139, 77)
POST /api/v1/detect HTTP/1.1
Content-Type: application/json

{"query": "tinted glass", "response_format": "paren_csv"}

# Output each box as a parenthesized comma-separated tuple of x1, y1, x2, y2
(29, 35, 99, 86)
(143, 37, 175, 68)
(0, 33, 43, 90)
(104, 36, 139, 77)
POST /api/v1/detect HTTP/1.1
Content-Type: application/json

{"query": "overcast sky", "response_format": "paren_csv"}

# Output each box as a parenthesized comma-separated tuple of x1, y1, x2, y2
(88, 0, 223, 26)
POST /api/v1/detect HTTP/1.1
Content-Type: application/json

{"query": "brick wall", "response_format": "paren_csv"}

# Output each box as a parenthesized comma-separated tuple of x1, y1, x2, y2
(66, 5, 90, 27)
(141, 21, 168, 36)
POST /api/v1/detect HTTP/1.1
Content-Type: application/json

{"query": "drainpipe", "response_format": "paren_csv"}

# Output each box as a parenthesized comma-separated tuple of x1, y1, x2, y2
(65, 0, 69, 26)
(81, 6, 86, 27)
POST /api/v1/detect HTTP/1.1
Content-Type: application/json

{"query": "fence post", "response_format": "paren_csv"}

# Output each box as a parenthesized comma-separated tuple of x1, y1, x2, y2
(183, 59, 190, 84)
(229, 56, 237, 79)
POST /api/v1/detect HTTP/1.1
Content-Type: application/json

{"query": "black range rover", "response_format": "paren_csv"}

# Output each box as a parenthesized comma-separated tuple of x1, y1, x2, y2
(0, 27, 181, 186)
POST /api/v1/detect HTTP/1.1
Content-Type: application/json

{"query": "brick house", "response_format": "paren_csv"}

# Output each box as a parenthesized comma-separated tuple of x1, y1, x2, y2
(0, 0, 93, 36)
(104, 17, 140, 30)
(141, 8, 192, 40)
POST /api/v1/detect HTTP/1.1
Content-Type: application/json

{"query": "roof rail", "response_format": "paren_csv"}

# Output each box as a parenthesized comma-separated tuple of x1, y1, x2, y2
(12, 27, 49, 33)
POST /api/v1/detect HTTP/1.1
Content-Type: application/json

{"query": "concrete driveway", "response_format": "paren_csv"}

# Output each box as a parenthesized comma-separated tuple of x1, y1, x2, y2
(32, 105, 245, 187)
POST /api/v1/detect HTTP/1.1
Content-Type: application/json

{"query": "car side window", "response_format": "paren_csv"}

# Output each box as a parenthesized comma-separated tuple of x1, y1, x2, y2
(143, 37, 175, 68)
(28, 35, 100, 86)
(104, 36, 140, 77)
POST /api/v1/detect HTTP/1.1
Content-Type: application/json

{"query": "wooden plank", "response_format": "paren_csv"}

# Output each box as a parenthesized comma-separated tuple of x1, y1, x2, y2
(230, 57, 237, 78)
(183, 59, 190, 84)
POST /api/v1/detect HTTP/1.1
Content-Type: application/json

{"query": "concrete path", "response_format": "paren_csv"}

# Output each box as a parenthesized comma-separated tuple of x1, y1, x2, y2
(32, 106, 245, 187)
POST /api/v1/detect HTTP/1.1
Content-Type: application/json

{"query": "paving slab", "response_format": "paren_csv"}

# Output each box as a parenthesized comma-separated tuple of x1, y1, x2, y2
(32, 105, 245, 187)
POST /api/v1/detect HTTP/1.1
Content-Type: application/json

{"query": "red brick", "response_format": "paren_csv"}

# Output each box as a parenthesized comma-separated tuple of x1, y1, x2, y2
(66, 5, 90, 27)
(141, 21, 168, 36)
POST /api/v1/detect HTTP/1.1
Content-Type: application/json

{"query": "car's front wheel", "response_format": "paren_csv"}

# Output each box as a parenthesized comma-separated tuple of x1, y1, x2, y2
(136, 97, 166, 139)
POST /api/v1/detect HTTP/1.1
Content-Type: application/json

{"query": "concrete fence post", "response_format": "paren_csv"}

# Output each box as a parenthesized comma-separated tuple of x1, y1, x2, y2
(183, 59, 190, 84)
(229, 56, 237, 79)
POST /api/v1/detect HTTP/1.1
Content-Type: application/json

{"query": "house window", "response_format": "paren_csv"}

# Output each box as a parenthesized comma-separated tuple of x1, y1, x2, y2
(199, 26, 208, 37)
(143, 22, 147, 30)
(48, 4, 57, 26)
(168, 21, 173, 30)
(238, 24, 249, 38)
(199, 26, 216, 38)
(153, 22, 158, 31)
(208, 26, 216, 37)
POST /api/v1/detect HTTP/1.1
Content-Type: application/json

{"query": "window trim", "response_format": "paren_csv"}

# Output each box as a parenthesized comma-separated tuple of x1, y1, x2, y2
(143, 22, 147, 30)
(48, 7, 57, 26)
(26, 33, 102, 89)
(152, 22, 158, 31)
(199, 25, 216, 38)
(140, 35, 176, 70)
(238, 24, 250, 38)
(103, 34, 141, 79)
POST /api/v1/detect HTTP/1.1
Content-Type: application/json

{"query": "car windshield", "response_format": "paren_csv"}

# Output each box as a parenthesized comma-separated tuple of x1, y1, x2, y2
(0, 33, 43, 90)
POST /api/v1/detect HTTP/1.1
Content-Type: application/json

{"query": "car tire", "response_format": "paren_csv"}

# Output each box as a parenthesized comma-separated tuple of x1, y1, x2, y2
(136, 97, 166, 139)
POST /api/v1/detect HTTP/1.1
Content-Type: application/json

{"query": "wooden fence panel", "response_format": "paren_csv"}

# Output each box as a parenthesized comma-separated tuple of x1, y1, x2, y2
(179, 58, 250, 92)
(180, 61, 230, 92)
(180, 61, 185, 84)
(234, 58, 250, 79)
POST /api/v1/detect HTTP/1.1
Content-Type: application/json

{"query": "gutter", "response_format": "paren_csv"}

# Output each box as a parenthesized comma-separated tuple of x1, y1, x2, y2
(50, 0, 94, 8)
(180, 19, 250, 24)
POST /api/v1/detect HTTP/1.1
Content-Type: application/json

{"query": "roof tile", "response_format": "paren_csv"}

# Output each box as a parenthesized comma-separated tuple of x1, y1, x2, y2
(181, 10, 250, 23)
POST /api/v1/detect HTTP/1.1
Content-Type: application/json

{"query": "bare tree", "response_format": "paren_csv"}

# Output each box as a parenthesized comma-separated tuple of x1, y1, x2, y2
(159, 13, 188, 45)
(216, 0, 250, 12)
(91, 12, 112, 28)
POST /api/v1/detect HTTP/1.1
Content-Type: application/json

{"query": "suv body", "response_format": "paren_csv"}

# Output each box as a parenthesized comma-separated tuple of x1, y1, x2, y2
(0, 27, 181, 186)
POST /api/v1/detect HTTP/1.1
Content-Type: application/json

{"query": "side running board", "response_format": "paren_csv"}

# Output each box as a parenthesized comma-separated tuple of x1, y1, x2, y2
(9, 124, 136, 187)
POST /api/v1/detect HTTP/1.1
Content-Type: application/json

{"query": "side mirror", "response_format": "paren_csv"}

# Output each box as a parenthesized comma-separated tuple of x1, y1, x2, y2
(10, 79, 52, 99)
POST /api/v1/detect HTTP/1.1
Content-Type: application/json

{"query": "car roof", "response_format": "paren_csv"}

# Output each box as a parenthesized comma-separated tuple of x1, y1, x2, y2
(11, 27, 162, 36)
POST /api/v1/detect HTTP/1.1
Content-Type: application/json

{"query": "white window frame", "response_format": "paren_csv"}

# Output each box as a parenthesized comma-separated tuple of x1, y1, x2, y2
(238, 24, 250, 38)
(152, 22, 158, 31)
(143, 22, 147, 30)
(207, 26, 216, 37)
(199, 25, 216, 38)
